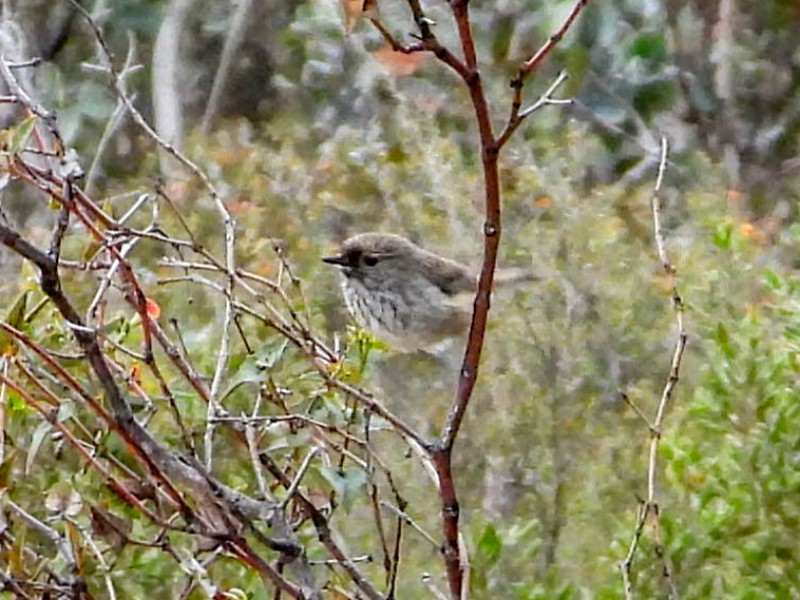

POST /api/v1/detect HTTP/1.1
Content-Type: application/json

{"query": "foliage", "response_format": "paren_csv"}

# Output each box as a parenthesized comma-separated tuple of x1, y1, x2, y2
(0, 0, 798, 599)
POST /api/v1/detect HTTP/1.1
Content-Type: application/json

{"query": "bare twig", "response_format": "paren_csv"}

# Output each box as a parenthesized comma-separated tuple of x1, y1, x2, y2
(279, 446, 322, 511)
(496, 70, 571, 149)
(620, 137, 685, 600)
(498, 0, 592, 151)
(200, 0, 254, 132)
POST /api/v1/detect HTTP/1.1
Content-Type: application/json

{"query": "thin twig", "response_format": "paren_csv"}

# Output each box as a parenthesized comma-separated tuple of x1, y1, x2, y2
(620, 137, 685, 600)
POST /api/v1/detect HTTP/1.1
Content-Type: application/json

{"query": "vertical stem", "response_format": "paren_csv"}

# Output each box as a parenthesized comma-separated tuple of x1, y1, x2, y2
(435, 3, 502, 598)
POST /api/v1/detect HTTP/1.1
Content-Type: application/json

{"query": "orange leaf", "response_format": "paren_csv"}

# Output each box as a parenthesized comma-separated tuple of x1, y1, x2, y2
(738, 222, 757, 238)
(372, 46, 425, 76)
(145, 298, 161, 319)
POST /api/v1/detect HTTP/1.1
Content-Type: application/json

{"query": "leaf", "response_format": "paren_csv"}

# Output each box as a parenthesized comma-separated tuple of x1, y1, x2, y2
(145, 297, 161, 319)
(6, 388, 26, 413)
(0, 290, 28, 356)
(477, 523, 502, 563)
(81, 239, 102, 262)
(0, 447, 18, 490)
(715, 323, 736, 359)
(8, 115, 38, 154)
(319, 465, 367, 509)
(372, 46, 425, 76)
(628, 33, 667, 64)
(5, 291, 28, 329)
(45, 483, 83, 516)
(25, 420, 51, 476)
(221, 340, 289, 400)
(764, 269, 782, 291)
(65, 520, 83, 572)
(712, 222, 734, 249)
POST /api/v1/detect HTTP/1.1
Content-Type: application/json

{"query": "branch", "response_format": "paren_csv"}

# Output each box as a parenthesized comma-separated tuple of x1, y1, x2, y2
(366, 1, 471, 81)
(200, 0, 254, 132)
(500, 0, 592, 148)
(521, 0, 592, 75)
(496, 70, 571, 149)
(620, 138, 685, 600)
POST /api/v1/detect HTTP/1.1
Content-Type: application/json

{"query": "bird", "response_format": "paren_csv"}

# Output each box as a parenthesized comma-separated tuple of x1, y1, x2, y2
(322, 232, 533, 352)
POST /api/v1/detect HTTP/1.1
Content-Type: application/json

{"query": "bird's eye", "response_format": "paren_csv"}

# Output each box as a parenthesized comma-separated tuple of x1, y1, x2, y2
(346, 250, 362, 266)
(363, 255, 378, 267)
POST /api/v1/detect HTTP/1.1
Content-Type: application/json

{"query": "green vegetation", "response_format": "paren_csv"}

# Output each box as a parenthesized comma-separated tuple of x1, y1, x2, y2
(0, 1, 798, 598)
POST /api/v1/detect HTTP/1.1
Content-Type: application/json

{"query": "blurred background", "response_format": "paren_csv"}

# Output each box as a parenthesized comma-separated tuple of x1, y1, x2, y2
(1, 0, 799, 597)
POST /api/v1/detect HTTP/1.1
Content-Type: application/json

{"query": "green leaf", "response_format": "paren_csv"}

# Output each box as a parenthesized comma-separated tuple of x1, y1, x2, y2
(221, 340, 289, 400)
(764, 269, 782, 290)
(628, 33, 668, 64)
(4, 290, 29, 329)
(477, 523, 502, 563)
(319, 465, 367, 509)
(0, 290, 29, 355)
(715, 323, 736, 359)
(8, 115, 38, 153)
(6, 388, 27, 413)
(712, 222, 734, 249)
(632, 81, 677, 118)
(25, 420, 52, 476)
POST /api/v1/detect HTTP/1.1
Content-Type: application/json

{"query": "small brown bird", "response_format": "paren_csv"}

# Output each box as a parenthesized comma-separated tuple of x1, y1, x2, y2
(322, 232, 532, 351)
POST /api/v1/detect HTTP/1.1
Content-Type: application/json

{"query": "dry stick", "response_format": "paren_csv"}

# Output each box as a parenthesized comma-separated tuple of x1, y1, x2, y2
(380, 501, 440, 549)
(0, 54, 63, 149)
(259, 452, 384, 600)
(386, 517, 403, 600)
(278, 447, 321, 511)
(10, 361, 169, 526)
(200, 0, 254, 132)
(0, 359, 6, 466)
(66, 518, 118, 600)
(84, 32, 140, 195)
(620, 138, 686, 600)
(5, 499, 79, 584)
(363, 412, 393, 586)
(247, 388, 272, 501)
(496, 70, 572, 149)
(0, 226, 306, 596)
(204, 279, 234, 469)
(66, 0, 239, 473)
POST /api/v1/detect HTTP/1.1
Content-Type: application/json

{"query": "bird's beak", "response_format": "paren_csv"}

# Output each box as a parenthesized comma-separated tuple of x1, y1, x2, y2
(321, 254, 348, 267)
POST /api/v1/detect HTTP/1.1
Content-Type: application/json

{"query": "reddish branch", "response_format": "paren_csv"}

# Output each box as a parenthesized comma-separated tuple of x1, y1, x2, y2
(369, 1, 592, 596)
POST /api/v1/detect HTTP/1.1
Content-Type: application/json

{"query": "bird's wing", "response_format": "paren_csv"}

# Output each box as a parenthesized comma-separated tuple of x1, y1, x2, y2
(418, 250, 476, 296)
